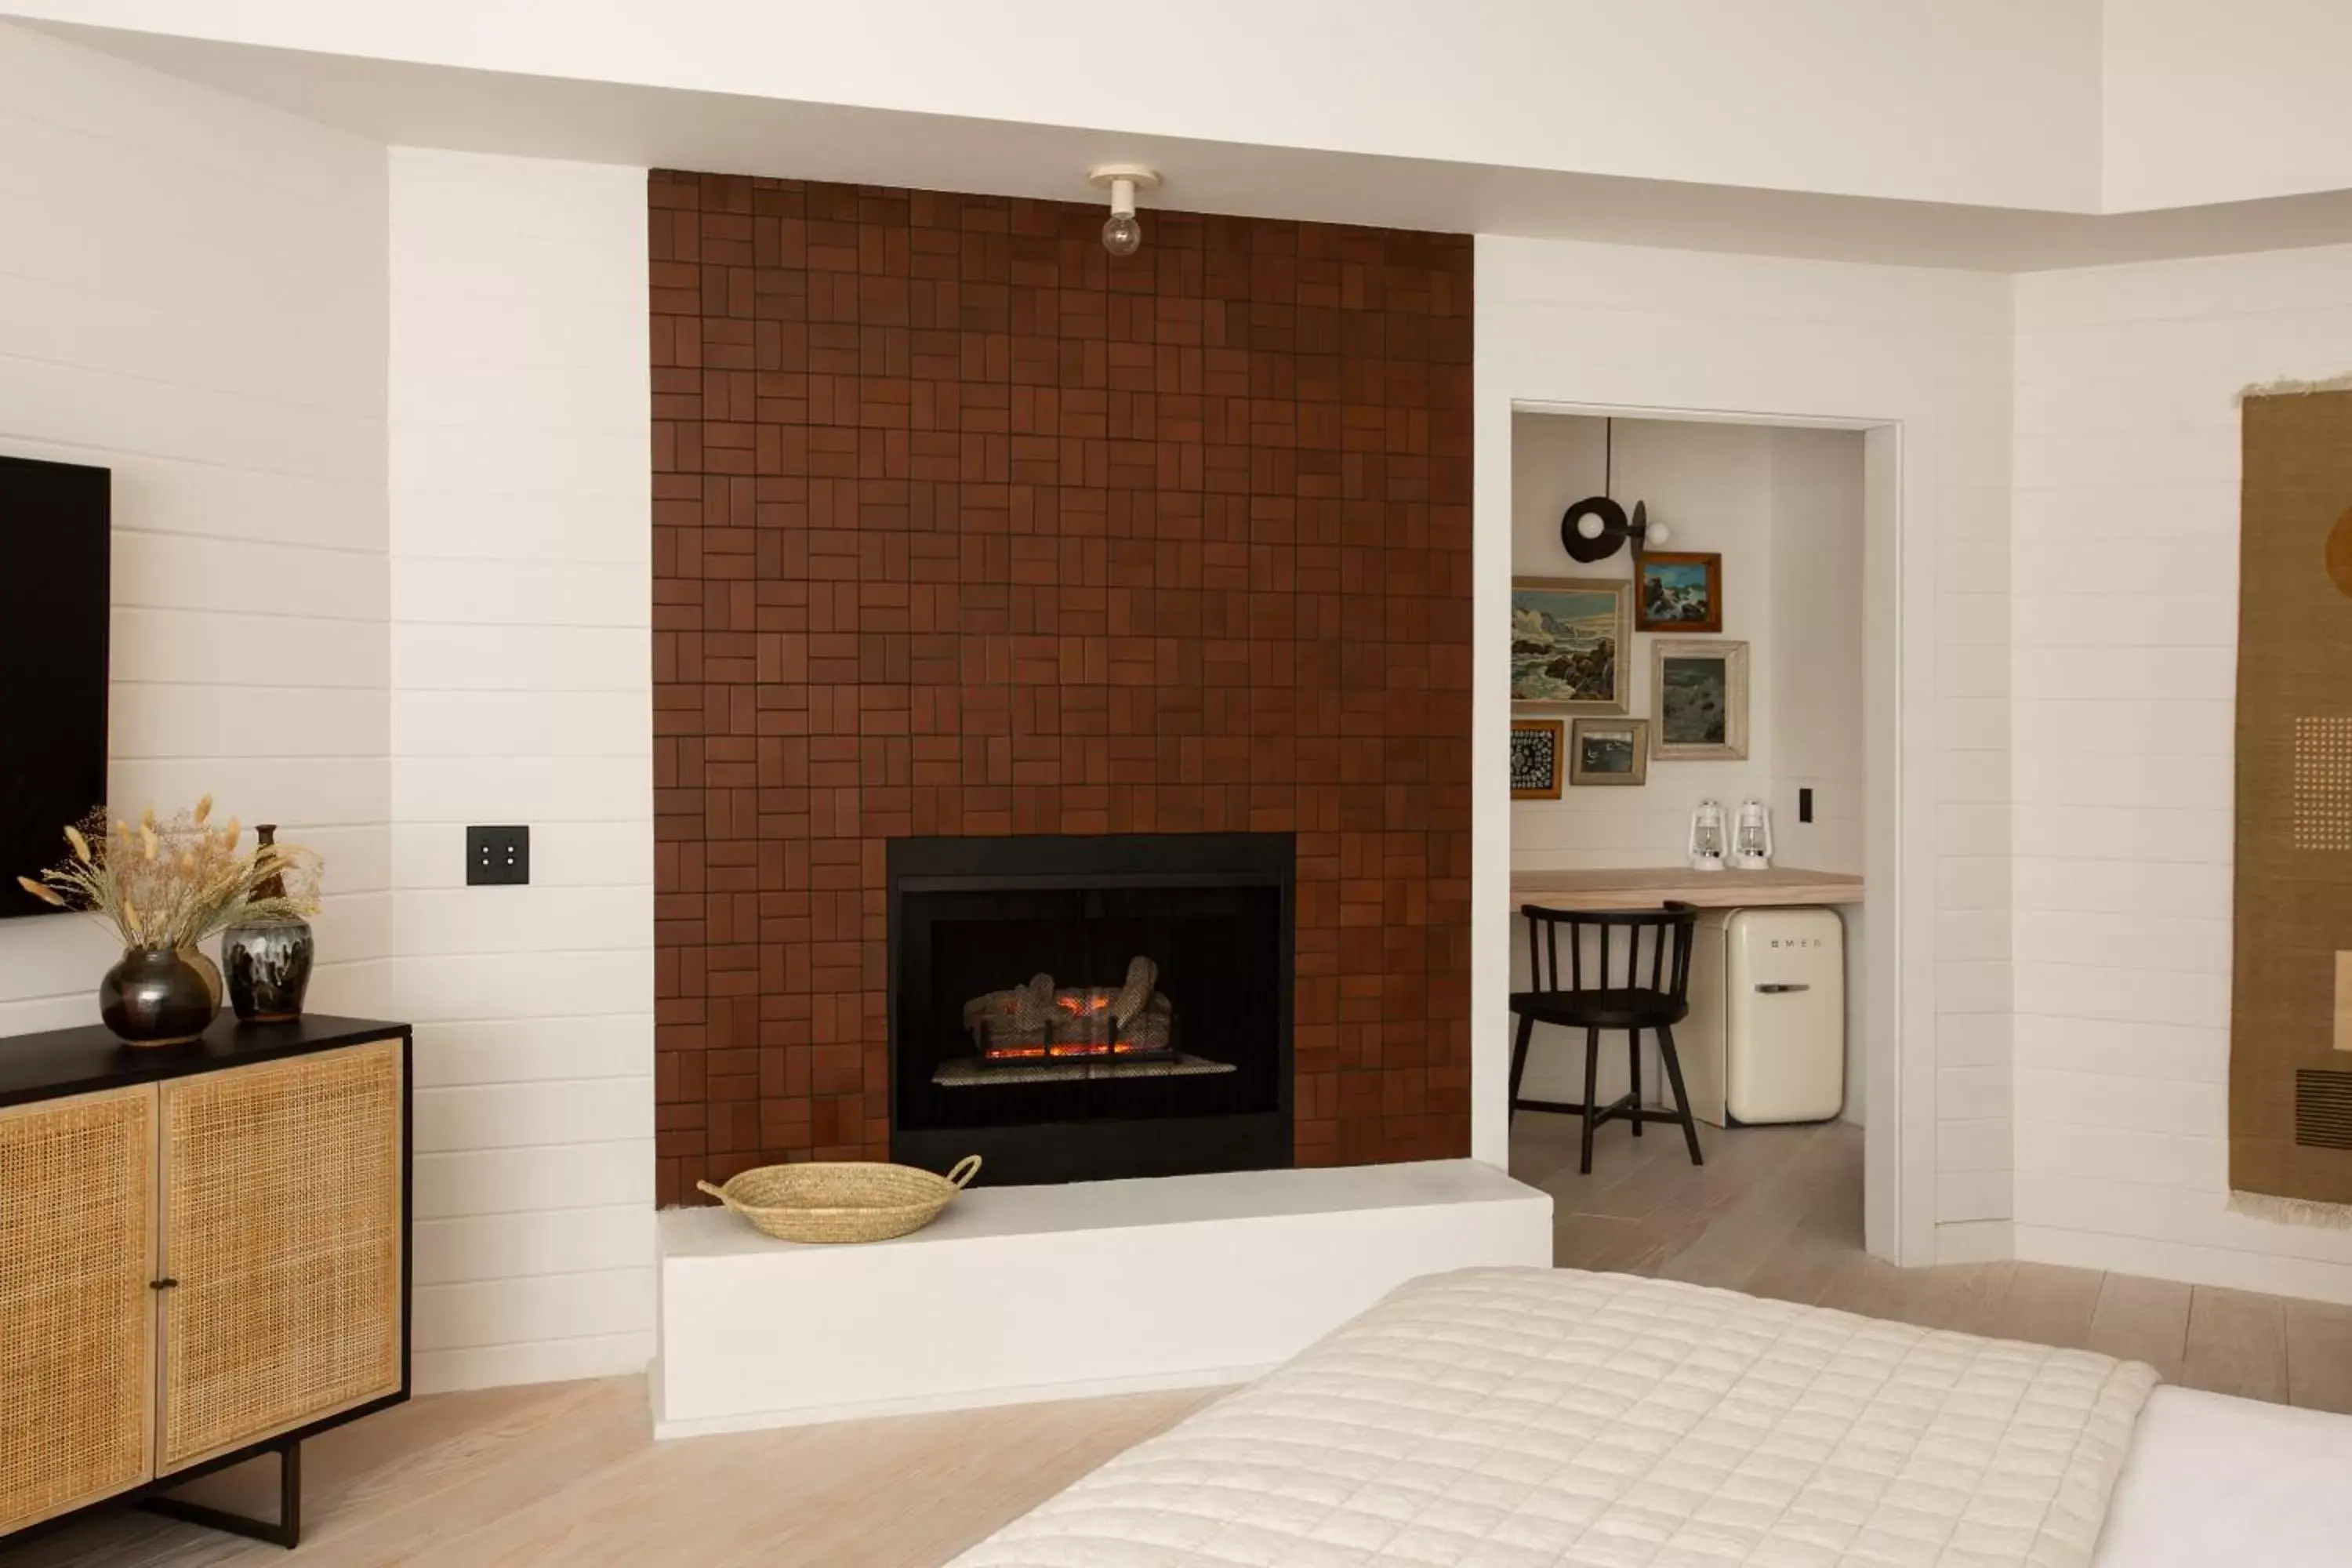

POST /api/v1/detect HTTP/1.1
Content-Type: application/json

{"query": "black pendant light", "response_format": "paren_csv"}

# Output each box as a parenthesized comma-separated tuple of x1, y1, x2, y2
(1560, 419, 1664, 562)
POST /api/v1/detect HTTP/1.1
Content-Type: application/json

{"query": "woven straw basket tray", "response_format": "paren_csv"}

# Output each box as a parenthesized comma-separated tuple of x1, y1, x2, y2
(696, 1154, 982, 1243)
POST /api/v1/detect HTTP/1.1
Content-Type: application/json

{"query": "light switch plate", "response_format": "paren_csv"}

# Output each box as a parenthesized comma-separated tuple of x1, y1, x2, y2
(466, 826, 529, 886)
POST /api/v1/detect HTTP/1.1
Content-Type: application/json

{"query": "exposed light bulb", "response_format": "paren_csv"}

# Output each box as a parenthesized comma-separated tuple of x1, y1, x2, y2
(1646, 520, 1671, 546)
(1089, 166, 1160, 257)
(1576, 514, 1606, 540)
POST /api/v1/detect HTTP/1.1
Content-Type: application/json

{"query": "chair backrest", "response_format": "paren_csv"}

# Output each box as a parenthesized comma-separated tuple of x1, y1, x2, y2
(1520, 899, 1698, 1002)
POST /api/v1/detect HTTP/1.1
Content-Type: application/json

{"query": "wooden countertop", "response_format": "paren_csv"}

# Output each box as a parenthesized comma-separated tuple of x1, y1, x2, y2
(1511, 866, 1863, 912)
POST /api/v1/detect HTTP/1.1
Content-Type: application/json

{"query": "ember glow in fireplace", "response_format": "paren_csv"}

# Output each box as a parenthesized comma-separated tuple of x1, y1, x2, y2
(964, 956, 1176, 1062)
(888, 834, 1293, 1185)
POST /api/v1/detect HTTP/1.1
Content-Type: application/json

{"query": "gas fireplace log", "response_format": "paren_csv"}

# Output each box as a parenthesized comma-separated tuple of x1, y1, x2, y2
(1109, 956, 1156, 1025)
(965, 956, 1174, 1060)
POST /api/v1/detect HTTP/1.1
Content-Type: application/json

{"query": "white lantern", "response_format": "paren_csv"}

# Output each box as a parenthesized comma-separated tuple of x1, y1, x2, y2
(1732, 799, 1773, 869)
(1687, 799, 1728, 873)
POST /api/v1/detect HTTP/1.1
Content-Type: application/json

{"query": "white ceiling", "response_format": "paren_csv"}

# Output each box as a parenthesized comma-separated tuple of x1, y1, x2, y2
(38, 20, 2352, 274)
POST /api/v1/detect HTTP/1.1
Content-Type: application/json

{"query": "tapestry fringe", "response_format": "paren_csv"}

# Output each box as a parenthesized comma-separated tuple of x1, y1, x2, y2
(2228, 1189, 2352, 1229)
(2235, 373, 2352, 405)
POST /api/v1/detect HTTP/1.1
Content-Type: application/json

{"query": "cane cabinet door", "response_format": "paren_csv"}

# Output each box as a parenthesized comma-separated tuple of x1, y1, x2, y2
(0, 1087, 156, 1535)
(157, 1040, 403, 1472)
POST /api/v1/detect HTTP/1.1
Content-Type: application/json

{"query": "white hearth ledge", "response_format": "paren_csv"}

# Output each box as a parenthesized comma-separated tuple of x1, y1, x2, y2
(652, 1159, 1552, 1437)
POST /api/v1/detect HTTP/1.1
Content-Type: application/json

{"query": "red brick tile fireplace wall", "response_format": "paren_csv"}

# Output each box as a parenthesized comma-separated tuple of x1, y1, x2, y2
(649, 170, 1473, 1206)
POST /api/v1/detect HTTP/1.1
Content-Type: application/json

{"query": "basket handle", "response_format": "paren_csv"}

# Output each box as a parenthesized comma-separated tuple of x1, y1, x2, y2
(695, 1179, 735, 1208)
(946, 1154, 983, 1189)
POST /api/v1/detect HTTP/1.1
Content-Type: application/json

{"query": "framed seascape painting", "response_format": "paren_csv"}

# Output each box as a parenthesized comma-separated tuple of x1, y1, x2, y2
(1509, 719, 1565, 800)
(1635, 551, 1722, 633)
(1651, 638, 1749, 760)
(1570, 717, 1649, 786)
(1510, 576, 1630, 714)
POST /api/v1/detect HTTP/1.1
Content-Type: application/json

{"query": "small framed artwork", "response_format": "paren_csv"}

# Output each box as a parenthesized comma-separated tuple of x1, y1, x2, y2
(1570, 718, 1650, 786)
(1510, 576, 1631, 714)
(1571, 719, 1646, 789)
(1635, 551, 1723, 633)
(1509, 719, 1565, 800)
(1651, 638, 1750, 760)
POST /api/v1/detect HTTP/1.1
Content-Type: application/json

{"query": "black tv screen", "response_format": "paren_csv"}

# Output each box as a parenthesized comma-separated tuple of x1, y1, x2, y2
(0, 456, 109, 919)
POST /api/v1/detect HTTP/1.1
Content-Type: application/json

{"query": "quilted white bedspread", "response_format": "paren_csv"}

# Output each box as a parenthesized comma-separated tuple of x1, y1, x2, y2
(954, 1268, 2157, 1568)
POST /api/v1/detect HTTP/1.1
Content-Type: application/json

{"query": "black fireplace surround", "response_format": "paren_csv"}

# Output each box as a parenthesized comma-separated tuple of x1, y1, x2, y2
(887, 833, 1294, 1186)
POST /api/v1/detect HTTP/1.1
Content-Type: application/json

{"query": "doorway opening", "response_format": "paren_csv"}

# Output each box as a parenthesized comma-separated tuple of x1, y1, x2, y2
(1504, 409, 1878, 1283)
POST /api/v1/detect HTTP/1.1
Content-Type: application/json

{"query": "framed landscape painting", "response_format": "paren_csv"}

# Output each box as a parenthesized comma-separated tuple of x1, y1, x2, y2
(1510, 576, 1630, 714)
(1651, 638, 1749, 760)
(1635, 551, 1722, 633)
(1570, 718, 1649, 786)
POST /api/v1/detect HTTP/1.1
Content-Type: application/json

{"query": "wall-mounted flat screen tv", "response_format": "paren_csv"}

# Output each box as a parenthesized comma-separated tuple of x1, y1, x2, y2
(0, 456, 110, 919)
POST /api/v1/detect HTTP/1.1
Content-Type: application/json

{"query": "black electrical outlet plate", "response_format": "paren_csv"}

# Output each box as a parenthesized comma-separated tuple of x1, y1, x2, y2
(1798, 787, 1814, 824)
(466, 826, 529, 886)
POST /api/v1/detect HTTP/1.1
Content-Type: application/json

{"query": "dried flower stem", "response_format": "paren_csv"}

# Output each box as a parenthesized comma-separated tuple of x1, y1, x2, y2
(23, 804, 322, 951)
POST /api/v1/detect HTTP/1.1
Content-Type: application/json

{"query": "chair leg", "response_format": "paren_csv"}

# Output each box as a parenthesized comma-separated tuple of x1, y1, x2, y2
(1655, 1023, 1704, 1167)
(1578, 1027, 1600, 1174)
(1508, 1011, 1534, 1122)
(1627, 1028, 1643, 1136)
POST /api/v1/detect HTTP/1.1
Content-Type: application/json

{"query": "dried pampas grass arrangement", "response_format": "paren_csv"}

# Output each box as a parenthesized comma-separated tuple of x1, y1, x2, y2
(16, 796, 321, 951)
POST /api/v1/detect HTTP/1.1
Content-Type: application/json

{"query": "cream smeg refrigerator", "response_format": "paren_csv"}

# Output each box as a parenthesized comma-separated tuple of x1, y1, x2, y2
(1680, 907, 1845, 1127)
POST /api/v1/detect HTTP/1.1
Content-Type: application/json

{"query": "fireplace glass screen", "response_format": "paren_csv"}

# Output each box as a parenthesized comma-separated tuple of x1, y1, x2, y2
(888, 834, 1292, 1185)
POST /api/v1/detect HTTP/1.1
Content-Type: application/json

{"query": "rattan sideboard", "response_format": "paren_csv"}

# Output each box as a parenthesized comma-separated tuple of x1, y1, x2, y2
(0, 1014, 411, 1548)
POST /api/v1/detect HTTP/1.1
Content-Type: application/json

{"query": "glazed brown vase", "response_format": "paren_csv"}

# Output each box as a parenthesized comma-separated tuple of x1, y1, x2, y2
(99, 946, 218, 1047)
(222, 822, 313, 1022)
(223, 918, 314, 1022)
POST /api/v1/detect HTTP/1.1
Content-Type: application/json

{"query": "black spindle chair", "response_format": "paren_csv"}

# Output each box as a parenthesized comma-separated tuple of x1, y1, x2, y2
(1509, 900, 1704, 1175)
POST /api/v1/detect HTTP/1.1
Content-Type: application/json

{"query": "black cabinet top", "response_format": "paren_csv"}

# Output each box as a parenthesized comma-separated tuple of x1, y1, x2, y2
(0, 1014, 409, 1108)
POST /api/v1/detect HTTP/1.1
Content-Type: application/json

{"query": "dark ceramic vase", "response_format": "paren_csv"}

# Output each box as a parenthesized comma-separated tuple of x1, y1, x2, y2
(100, 946, 218, 1047)
(181, 946, 223, 1011)
(223, 917, 314, 1022)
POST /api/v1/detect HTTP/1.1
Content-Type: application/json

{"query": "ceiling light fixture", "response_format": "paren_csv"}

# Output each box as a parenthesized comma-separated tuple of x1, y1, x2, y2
(1561, 417, 1671, 561)
(1088, 164, 1160, 257)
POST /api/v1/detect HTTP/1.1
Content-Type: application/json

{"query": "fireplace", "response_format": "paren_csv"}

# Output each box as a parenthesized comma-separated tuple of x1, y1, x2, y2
(888, 833, 1294, 1186)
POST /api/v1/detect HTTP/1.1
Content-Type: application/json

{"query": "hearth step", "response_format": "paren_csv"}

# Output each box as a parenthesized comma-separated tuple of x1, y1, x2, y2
(655, 1160, 1554, 1438)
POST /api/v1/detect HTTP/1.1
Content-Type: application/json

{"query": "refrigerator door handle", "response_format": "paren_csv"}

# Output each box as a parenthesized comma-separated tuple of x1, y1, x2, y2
(1754, 982, 1810, 994)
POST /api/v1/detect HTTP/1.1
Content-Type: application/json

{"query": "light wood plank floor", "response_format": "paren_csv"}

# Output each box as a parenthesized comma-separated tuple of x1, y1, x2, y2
(1519, 1115, 2352, 1406)
(16, 1117, 2352, 1566)
(3, 1380, 1221, 1568)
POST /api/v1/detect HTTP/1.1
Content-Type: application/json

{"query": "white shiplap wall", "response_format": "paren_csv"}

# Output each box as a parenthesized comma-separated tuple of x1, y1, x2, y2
(1508, 415, 1867, 875)
(1475, 236, 2013, 1263)
(1508, 413, 1783, 869)
(1769, 430, 1871, 1128)
(1766, 427, 1867, 880)
(2012, 244, 2352, 1304)
(388, 149, 655, 1392)
(0, 22, 389, 1028)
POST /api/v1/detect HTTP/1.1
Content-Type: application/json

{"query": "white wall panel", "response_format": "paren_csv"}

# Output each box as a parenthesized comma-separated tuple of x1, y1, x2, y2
(1508, 414, 1780, 870)
(2010, 236, 2352, 1302)
(389, 147, 653, 1392)
(0, 22, 388, 1033)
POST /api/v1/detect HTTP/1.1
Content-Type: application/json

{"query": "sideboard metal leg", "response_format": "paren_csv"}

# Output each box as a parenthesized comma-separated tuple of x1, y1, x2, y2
(141, 1436, 300, 1548)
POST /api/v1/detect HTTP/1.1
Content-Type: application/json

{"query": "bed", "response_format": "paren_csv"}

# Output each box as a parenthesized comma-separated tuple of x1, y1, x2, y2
(2096, 1383, 2352, 1566)
(952, 1268, 2352, 1568)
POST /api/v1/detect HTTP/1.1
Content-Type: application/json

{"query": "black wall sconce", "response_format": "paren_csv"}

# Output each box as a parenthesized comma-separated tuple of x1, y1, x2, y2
(1561, 418, 1671, 562)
